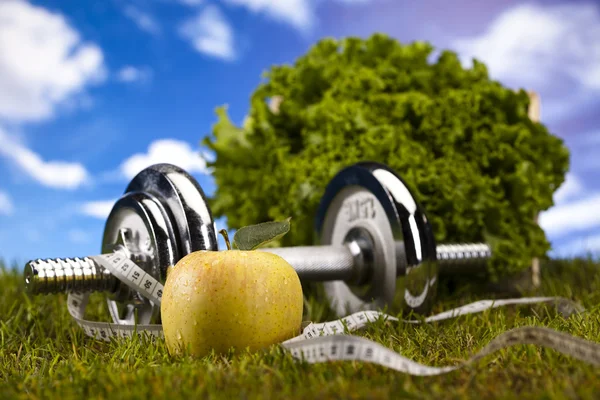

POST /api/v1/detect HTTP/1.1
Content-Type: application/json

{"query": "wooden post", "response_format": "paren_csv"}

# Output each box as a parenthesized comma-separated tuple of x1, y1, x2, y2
(527, 91, 542, 288)
(269, 96, 283, 114)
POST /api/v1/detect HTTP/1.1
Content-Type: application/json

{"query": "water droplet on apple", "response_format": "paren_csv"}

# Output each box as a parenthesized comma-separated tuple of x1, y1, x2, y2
(193, 320, 197, 326)
(176, 330, 182, 340)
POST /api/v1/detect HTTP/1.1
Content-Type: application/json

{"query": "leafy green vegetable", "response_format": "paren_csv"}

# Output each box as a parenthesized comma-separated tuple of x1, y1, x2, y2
(202, 34, 569, 281)
(233, 218, 292, 251)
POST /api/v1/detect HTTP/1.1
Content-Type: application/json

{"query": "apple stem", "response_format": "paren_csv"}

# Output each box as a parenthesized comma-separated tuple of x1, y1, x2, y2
(219, 229, 232, 250)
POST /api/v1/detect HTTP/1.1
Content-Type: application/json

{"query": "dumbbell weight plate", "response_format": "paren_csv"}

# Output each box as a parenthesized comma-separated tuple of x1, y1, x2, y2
(101, 191, 179, 325)
(124, 163, 219, 258)
(101, 164, 219, 326)
(315, 162, 438, 316)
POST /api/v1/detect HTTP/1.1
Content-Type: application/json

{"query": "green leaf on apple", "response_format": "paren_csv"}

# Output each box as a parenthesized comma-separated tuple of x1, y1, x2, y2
(232, 217, 291, 250)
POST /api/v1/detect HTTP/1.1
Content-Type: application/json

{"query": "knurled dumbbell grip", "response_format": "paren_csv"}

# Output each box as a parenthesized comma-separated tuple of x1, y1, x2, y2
(24, 242, 493, 295)
(24, 257, 119, 295)
(23, 248, 358, 295)
(436, 243, 492, 275)
(261, 242, 492, 281)
(260, 245, 358, 281)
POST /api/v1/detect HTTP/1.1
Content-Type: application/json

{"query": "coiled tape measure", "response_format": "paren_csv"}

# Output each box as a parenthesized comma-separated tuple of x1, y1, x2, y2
(61, 247, 600, 375)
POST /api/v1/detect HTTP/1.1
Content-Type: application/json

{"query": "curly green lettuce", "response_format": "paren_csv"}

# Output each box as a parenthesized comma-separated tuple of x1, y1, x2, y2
(202, 34, 570, 281)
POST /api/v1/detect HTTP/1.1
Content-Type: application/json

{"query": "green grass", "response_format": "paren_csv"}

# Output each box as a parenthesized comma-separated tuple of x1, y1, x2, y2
(1, 257, 599, 399)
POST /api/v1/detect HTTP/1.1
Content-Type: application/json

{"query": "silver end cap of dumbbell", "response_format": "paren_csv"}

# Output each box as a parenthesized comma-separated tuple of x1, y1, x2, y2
(315, 161, 438, 317)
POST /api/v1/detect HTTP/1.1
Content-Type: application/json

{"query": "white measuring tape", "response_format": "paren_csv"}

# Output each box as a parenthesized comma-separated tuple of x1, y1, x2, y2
(65, 251, 600, 373)
(67, 252, 164, 340)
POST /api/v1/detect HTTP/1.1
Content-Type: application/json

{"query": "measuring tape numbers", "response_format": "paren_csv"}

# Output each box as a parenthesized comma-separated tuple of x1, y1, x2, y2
(67, 252, 164, 341)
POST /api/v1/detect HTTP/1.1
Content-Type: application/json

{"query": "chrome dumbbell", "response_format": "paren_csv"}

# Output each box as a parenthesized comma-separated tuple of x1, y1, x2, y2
(24, 162, 491, 321)
(25, 164, 218, 325)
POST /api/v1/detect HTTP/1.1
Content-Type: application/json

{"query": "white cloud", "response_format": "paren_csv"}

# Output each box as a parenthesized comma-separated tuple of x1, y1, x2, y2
(68, 229, 91, 244)
(0, 0, 105, 123)
(539, 192, 600, 238)
(179, 6, 236, 61)
(80, 200, 115, 219)
(553, 173, 584, 205)
(116, 65, 153, 83)
(0, 127, 90, 189)
(222, 0, 312, 31)
(0, 190, 14, 216)
(453, 3, 600, 91)
(119, 139, 211, 179)
(123, 5, 161, 35)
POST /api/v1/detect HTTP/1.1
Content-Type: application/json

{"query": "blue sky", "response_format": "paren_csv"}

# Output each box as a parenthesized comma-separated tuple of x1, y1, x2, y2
(0, 0, 599, 266)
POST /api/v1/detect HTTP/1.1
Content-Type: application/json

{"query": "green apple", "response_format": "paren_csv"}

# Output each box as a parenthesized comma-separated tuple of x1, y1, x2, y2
(161, 219, 304, 357)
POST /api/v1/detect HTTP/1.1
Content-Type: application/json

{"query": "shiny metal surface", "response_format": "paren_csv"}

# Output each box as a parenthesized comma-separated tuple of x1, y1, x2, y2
(22, 164, 218, 326)
(24, 257, 119, 295)
(315, 162, 439, 316)
(101, 191, 179, 325)
(260, 243, 361, 282)
(125, 163, 219, 256)
(436, 243, 492, 274)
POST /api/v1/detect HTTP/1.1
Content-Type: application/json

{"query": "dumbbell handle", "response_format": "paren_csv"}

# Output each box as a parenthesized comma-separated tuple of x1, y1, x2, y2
(261, 245, 362, 282)
(25, 257, 119, 295)
(24, 247, 359, 295)
(24, 242, 491, 295)
(261, 242, 492, 281)
(434, 243, 493, 274)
